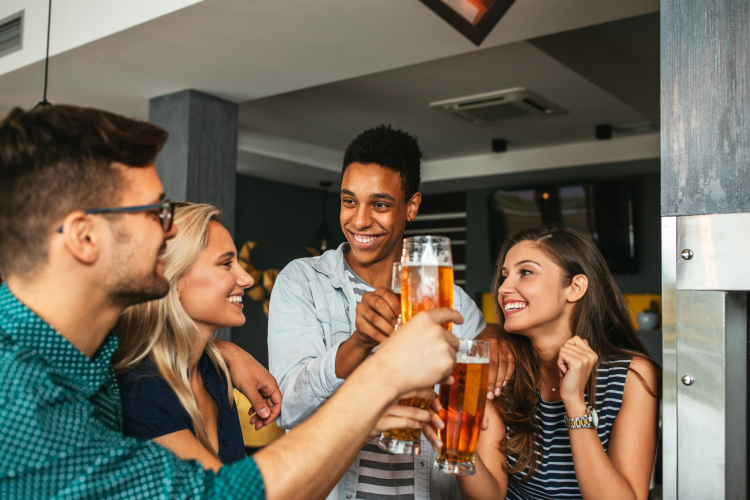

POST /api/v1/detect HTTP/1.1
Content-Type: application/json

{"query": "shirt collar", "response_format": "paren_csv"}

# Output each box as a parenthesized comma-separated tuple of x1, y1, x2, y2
(0, 283, 119, 398)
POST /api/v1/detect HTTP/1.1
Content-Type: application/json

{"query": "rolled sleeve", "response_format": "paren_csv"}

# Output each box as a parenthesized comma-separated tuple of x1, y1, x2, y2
(453, 286, 487, 340)
(268, 271, 345, 429)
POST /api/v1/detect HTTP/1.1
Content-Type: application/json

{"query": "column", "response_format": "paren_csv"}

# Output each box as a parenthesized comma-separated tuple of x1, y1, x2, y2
(149, 89, 238, 236)
(149, 89, 239, 341)
(661, 0, 749, 498)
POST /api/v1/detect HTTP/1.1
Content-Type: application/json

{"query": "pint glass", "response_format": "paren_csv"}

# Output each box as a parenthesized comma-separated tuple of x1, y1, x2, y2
(435, 339, 490, 475)
(378, 236, 454, 455)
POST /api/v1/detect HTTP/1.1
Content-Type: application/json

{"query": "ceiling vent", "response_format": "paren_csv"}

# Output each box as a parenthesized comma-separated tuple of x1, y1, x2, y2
(430, 87, 566, 125)
(0, 12, 23, 58)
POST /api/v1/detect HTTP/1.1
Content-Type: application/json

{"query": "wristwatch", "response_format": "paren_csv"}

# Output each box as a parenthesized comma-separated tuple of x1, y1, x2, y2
(564, 406, 598, 429)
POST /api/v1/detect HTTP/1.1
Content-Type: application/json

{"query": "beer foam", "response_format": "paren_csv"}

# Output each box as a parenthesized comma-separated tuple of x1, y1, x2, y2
(456, 354, 490, 364)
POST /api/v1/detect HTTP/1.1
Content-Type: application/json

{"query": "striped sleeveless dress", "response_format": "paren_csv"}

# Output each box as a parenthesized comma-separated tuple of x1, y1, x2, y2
(505, 358, 631, 500)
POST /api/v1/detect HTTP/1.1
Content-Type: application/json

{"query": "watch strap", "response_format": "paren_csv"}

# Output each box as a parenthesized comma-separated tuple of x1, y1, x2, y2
(564, 406, 596, 429)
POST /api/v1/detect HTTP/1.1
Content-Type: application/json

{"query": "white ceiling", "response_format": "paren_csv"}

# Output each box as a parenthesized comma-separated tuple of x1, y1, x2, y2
(238, 39, 650, 159)
(0, 0, 658, 118)
(0, 0, 660, 191)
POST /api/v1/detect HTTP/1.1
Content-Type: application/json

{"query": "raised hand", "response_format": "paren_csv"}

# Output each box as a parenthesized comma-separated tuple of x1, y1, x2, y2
(374, 307, 462, 395)
(353, 288, 401, 347)
(557, 336, 598, 416)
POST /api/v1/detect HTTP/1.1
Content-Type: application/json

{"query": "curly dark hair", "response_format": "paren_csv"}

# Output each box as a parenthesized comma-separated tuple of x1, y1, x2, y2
(342, 125, 422, 201)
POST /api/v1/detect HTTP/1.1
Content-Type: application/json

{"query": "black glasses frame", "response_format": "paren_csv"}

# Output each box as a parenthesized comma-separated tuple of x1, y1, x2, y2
(56, 200, 174, 233)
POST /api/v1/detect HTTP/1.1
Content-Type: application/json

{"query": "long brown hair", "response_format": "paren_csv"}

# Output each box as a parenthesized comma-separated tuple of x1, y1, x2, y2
(492, 225, 660, 482)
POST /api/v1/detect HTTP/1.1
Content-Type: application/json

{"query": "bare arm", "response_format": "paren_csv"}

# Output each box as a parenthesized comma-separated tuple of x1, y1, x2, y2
(254, 308, 462, 500)
(456, 402, 509, 500)
(152, 430, 223, 472)
(570, 357, 659, 500)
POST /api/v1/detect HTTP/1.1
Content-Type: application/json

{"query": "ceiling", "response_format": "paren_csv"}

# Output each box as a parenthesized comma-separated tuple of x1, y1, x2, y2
(0, 0, 660, 191)
(236, 11, 660, 188)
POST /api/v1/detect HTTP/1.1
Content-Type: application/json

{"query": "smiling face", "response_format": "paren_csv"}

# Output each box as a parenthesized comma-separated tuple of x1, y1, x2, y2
(340, 162, 420, 266)
(176, 221, 253, 336)
(498, 240, 587, 338)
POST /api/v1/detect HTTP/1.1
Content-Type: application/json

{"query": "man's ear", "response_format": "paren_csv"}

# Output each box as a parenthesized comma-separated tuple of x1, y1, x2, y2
(566, 274, 588, 303)
(60, 212, 101, 266)
(407, 192, 422, 222)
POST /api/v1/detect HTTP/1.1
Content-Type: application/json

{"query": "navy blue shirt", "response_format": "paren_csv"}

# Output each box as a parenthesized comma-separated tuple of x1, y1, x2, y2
(116, 352, 246, 464)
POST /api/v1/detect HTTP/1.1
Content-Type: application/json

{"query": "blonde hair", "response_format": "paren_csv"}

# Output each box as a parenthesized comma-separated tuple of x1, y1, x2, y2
(113, 202, 234, 456)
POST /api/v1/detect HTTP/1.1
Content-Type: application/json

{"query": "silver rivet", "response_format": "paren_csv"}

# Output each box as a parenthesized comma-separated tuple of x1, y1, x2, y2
(681, 249, 694, 260)
(682, 374, 694, 386)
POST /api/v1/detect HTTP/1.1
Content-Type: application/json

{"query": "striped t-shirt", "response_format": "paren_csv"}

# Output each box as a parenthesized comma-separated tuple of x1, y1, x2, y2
(343, 258, 416, 500)
(505, 360, 632, 500)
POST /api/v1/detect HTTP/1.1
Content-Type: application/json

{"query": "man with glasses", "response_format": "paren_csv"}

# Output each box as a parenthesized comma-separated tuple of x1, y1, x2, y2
(0, 105, 461, 500)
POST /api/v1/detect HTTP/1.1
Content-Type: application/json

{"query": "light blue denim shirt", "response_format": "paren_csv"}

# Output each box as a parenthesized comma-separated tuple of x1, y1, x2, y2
(268, 243, 487, 500)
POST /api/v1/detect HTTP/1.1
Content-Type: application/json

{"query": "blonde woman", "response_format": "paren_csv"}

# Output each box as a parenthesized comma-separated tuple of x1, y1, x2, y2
(114, 203, 254, 468)
(113, 202, 437, 471)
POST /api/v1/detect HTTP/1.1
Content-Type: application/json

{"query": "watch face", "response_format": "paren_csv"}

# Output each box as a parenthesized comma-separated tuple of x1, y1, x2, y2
(591, 407, 599, 428)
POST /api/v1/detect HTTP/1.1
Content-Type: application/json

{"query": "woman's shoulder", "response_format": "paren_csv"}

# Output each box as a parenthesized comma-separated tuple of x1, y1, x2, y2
(626, 356, 660, 396)
(116, 358, 193, 440)
(116, 358, 167, 391)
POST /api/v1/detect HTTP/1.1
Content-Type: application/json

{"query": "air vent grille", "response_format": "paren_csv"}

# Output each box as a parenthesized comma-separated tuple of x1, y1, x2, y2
(430, 87, 566, 125)
(0, 12, 23, 58)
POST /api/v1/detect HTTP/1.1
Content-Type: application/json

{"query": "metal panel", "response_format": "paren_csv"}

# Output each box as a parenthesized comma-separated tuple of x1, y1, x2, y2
(677, 213, 750, 291)
(676, 291, 747, 498)
(661, 217, 677, 500)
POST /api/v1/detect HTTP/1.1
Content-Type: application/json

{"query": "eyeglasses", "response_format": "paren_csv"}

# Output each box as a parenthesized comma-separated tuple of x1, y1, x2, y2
(56, 200, 174, 233)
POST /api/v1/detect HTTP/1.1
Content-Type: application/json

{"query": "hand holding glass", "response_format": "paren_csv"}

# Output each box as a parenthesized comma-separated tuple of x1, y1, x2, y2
(378, 236, 454, 455)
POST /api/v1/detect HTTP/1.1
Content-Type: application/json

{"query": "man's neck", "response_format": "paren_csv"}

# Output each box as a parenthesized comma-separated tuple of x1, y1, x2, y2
(344, 243, 402, 289)
(5, 274, 123, 358)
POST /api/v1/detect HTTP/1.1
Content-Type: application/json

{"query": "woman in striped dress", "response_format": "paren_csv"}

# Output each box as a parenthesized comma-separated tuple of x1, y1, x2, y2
(456, 225, 660, 500)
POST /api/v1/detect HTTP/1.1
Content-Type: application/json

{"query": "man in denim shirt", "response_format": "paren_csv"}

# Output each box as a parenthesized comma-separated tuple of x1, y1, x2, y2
(268, 126, 513, 500)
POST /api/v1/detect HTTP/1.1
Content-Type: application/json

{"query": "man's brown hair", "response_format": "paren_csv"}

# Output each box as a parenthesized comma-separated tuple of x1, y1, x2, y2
(0, 105, 168, 278)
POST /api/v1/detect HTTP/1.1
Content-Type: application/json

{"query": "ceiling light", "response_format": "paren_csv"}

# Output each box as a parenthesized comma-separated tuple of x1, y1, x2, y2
(419, 0, 517, 46)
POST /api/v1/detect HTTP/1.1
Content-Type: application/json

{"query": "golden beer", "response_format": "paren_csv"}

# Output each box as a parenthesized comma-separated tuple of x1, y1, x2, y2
(435, 341, 490, 475)
(379, 236, 454, 455)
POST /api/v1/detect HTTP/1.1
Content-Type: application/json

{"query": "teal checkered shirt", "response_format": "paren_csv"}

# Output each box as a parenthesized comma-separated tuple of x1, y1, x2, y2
(0, 283, 265, 499)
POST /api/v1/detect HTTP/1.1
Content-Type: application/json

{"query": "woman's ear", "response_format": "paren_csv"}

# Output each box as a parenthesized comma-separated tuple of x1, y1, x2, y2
(566, 274, 588, 303)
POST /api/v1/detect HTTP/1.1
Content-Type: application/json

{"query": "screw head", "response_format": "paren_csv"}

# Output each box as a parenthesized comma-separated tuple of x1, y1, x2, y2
(681, 249, 694, 260)
(682, 374, 695, 386)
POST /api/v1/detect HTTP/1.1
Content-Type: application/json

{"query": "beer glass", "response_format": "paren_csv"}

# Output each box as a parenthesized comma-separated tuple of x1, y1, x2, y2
(434, 339, 490, 475)
(391, 262, 402, 328)
(378, 236, 454, 455)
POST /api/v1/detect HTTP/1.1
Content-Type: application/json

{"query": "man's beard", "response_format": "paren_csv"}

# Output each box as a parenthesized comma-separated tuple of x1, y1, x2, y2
(107, 268, 169, 308)
(106, 230, 170, 308)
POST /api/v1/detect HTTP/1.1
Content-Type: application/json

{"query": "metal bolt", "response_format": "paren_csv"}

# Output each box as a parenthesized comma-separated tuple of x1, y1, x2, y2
(681, 249, 694, 260)
(682, 374, 695, 386)
(420, 461, 425, 467)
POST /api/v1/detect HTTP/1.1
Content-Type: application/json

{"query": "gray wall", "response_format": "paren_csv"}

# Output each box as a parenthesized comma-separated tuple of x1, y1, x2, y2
(465, 172, 662, 300)
(231, 174, 343, 368)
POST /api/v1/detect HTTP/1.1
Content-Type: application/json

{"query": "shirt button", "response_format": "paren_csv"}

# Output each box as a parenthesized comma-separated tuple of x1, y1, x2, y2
(223, 439, 229, 447)
(219, 421, 224, 428)
(420, 461, 425, 467)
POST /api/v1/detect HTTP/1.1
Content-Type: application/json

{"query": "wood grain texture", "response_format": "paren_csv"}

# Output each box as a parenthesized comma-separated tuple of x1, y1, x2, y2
(661, 0, 750, 216)
(149, 89, 238, 235)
